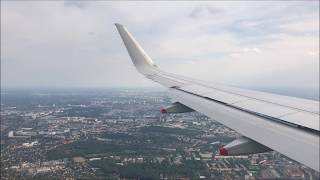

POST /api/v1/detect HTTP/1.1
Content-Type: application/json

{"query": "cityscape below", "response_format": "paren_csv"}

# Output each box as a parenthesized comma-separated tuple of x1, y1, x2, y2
(1, 88, 319, 180)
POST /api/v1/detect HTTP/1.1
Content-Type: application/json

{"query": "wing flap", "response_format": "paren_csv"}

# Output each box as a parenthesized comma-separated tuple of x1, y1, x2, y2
(281, 112, 319, 131)
(180, 84, 212, 95)
(233, 99, 297, 118)
(205, 90, 249, 104)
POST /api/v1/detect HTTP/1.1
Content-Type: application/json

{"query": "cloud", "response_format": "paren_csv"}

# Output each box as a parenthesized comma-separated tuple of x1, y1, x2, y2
(1, 1, 319, 92)
(231, 47, 262, 57)
(280, 18, 319, 34)
(189, 6, 222, 18)
(63, 1, 90, 9)
(307, 51, 319, 57)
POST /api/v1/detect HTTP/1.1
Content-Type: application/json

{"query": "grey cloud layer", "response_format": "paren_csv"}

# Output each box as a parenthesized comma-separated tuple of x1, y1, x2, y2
(1, 1, 319, 90)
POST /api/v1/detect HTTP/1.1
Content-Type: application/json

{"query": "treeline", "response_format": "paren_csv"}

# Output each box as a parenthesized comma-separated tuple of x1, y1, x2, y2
(47, 140, 143, 160)
(89, 159, 209, 179)
(140, 126, 201, 137)
(46, 140, 166, 160)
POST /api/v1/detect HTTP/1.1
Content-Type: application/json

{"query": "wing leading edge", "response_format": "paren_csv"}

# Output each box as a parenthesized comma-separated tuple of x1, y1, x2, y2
(115, 23, 320, 171)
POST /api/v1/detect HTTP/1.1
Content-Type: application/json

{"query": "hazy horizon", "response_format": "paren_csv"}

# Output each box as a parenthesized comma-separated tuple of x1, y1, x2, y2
(1, 86, 318, 101)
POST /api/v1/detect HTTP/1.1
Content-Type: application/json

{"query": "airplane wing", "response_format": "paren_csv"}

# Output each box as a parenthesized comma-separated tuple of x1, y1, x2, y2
(115, 23, 320, 171)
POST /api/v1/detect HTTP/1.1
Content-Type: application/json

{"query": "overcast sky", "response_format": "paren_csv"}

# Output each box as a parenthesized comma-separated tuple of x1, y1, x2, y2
(1, 1, 319, 92)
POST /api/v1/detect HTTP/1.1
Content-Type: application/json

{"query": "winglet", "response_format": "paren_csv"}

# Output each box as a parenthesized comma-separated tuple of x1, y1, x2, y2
(115, 23, 158, 76)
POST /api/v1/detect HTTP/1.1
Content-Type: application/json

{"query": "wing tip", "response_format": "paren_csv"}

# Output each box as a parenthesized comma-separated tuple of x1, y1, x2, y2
(114, 23, 123, 28)
(115, 23, 158, 75)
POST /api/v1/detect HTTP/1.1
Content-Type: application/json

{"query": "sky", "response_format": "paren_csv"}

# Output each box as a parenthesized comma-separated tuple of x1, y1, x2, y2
(1, 1, 319, 93)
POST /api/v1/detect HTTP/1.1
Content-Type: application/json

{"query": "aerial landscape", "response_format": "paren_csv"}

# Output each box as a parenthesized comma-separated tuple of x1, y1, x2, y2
(1, 1, 319, 179)
(1, 88, 319, 179)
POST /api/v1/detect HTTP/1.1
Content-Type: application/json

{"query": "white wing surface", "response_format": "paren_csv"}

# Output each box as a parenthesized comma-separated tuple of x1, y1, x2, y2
(115, 23, 320, 171)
